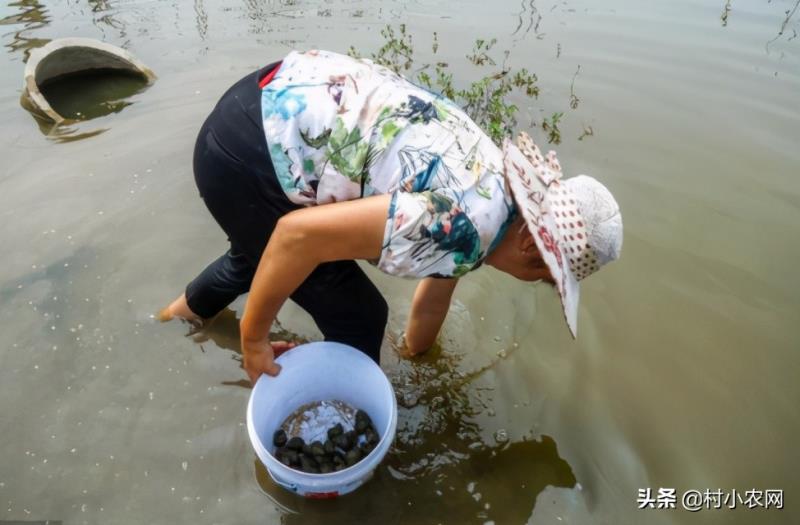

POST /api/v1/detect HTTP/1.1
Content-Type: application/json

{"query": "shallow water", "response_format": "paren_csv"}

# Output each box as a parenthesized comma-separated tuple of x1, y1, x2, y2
(1, 0, 798, 524)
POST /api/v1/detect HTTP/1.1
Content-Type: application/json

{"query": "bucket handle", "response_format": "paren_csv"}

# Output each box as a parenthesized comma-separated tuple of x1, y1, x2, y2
(267, 468, 298, 493)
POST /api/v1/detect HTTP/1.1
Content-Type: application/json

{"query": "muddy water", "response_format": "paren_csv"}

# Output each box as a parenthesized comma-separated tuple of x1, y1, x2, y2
(1, 0, 798, 524)
(38, 70, 149, 121)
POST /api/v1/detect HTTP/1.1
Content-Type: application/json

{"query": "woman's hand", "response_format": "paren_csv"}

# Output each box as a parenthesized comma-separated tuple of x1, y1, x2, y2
(397, 333, 427, 358)
(242, 339, 297, 385)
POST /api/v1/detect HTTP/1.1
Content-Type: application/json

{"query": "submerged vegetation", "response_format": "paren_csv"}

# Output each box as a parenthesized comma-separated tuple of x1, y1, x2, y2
(349, 24, 568, 145)
(721, 0, 732, 27)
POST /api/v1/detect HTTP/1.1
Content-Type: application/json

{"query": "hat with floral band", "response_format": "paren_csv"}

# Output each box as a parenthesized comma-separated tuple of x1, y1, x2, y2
(502, 131, 623, 337)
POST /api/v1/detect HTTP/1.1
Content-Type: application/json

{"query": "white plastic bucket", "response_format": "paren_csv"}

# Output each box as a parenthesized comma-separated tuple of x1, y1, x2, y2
(246, 341, 397, 498)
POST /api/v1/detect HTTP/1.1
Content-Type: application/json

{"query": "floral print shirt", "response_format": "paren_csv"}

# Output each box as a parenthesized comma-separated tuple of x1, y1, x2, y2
(261, 50, 516, 278)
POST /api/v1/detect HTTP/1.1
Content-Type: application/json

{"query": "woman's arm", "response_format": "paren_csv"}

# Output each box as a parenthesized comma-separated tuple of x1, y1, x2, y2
(239, 194, 390, 383)
(402, 277, 458, 356)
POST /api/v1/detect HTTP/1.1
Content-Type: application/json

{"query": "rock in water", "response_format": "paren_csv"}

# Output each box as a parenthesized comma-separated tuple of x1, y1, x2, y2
(286, 436, 305, 451)
(273, 429, 288, 447)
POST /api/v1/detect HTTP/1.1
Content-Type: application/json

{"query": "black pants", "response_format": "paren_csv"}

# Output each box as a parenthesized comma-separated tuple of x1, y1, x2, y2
(185, 65, 387, 363)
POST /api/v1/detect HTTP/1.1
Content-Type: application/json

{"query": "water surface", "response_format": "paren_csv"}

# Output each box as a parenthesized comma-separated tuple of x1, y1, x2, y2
(0, 1, 798, 524)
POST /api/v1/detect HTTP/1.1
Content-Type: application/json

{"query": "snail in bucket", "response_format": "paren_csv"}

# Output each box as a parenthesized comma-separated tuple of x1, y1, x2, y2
(272, 410, 380, 474)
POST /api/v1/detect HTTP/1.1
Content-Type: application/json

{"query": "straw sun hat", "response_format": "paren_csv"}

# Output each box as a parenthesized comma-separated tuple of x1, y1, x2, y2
(502, 132, 623, 337)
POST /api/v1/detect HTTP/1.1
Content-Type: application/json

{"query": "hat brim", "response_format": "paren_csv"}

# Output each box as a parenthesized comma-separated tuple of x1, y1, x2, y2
(502, 138, 579, 338)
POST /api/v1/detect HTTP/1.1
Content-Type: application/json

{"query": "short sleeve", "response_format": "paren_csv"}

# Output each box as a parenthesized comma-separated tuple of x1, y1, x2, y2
(376, 189, 484, 278)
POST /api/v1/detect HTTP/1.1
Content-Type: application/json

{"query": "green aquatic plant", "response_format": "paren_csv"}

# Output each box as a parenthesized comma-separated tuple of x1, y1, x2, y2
(721, 0, 732, 27)
(350, 25, 567, 145)
(765, 0, 800, 51)
(349, 23, 415, 73)
(541, 112, 563, 145)
(569, 65, 581, 110)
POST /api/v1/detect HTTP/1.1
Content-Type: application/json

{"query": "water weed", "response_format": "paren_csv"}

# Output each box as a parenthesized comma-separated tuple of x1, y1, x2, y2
(350, 25, 568, 145)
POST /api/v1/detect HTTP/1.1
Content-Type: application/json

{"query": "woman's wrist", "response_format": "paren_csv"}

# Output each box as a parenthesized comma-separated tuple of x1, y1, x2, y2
(240, 316, 269, 353)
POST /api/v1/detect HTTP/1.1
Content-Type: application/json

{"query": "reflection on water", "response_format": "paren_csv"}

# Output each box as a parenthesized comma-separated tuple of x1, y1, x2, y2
(1, 0, 799, 524)
(721, 0, 732, 27)
(87, 0, 131, 44)
(38, 125, 108, 143)
(194, 0, 208, 41)
(0, 0, 49, 59)
(720, 0, 800, 53)
(19, 66, 150, 141)
(765, 0, 800, 52)
(88, 0, 112, 12)
(19, 92, 108, 144)
(188, 308, 310, 389)
(18, 91, 109, 141)
(257, 437, 575, 524)
(512, 0, 543, 39)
